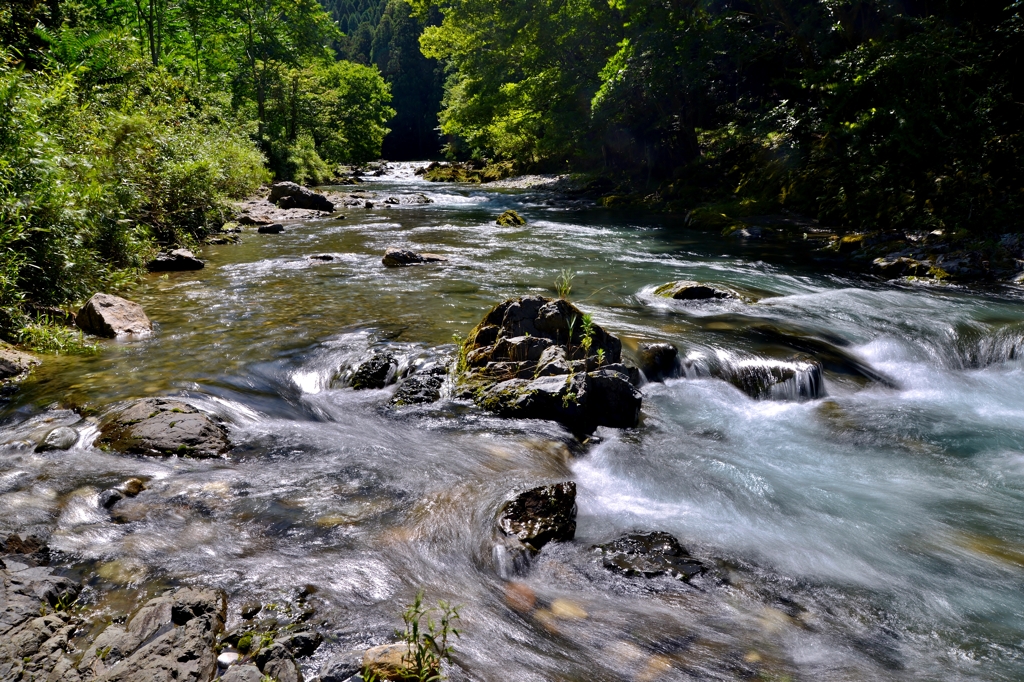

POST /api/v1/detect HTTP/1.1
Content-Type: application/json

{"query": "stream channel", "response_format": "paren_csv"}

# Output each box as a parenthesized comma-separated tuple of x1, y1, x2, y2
(3, 163, 1024, 681)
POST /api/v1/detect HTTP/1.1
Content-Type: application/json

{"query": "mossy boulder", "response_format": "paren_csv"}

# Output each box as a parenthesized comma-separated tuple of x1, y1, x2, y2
(458, 296, 641, 433)
(496, 210, 526, 227)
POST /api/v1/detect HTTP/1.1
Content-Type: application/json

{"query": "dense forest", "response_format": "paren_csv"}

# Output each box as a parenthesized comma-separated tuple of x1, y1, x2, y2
(416, 0, 1023, 237)
(0, 0, 394, 342)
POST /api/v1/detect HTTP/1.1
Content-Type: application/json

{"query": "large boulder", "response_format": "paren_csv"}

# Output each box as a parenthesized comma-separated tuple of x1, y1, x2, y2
(498, 482, 577, 552)
(77, 293, 152, 337)
(268, 182, 335, 212)
(146, 248, 204, 272)
(458, 296, 640, 433)
(596, 531, 704, 581)
(97, 397, 231, 458)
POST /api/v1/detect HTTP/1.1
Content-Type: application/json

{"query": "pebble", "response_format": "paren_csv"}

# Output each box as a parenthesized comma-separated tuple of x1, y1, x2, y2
(550, 598, 587, 620)
(504, 582, 536, 613)
(218, 651, 240, 667)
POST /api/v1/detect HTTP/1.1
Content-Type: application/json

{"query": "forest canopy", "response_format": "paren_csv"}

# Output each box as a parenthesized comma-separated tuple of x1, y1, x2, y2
(416, 0, 1024, 236)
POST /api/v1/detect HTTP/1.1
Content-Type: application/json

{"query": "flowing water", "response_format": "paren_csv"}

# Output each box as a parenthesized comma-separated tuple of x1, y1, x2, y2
(4, 163, 1024, 681)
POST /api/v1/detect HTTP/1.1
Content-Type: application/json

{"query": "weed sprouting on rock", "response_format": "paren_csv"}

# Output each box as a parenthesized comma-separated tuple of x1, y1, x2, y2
(364, 591, 462, 682)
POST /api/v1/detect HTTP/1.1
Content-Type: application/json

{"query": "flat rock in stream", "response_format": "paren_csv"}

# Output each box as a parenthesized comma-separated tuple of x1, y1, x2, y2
(146, 248, 205, 272)
(596, 531, 704, 581)
(77, 293, 152, 337)
(498, 482, 577, 551)
(382, 246, 447, 266)
(97, 397, 231, 458)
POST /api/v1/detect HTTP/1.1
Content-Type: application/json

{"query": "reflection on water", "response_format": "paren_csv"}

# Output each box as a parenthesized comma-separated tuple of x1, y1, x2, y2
(3, 162, 1024, 680)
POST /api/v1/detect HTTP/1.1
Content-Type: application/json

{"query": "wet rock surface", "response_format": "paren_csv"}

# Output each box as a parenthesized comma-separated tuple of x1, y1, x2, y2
(723, 355, 825, 401)
(596, 531, 705, 581)
(269, 181, 335, 212)
(77, 293, 152, 337)
(349, 351, 399, 390)
(97, 397, 231, 457)
(382, 246, 447, 266)
(458, 296, 641, 433)
(36, 425, 79, 452)
(498, 482, 577, 551)
(637, 342, 679, 382)
(654, 280, 738, 301)
(390, 364, 448, 406)
(496, 209, 526, 226)
(147, 248, 205, 272)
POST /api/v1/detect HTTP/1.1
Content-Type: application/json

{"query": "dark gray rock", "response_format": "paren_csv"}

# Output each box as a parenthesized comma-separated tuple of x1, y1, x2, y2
(269, 182, 335, 212)
(258, 223, 285, 234)
(255, 642, 302, 682)
(98, 489, 124, 509)
(241, 601, 262, 620)
(390, 366, 447, 406)
(597, 531, 704, 580)
(654, 280, 736, 300)
(97, 397, 231, 458)
(493, 335, 552, 363)
(350, 351, 398, 390)
(280, 630, 322, 658)
(77, 293, 152, 337)
(585, 368, 643, 428)
(221, 664, 264, 682)
(36, 426, 78, 451)
(146, 248, 204, 272)
(498, 482, 577, 552)
(382, 246, 447, 266)
(637, 343, 679, 382)
(320, 650, 364, 682)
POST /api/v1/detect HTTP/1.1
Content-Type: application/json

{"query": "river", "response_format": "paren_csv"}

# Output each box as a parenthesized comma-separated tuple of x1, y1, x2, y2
(3, 162, 1024, 681)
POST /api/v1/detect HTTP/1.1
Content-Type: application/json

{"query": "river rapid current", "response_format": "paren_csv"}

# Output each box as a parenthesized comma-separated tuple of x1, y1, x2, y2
(3, 163, 1024, 681)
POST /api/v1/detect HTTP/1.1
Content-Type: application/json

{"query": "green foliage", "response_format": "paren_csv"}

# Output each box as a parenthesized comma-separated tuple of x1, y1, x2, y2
(554, 269, 574, 300)
(18, 319, 99, 356)
(364, 591, 461, 682)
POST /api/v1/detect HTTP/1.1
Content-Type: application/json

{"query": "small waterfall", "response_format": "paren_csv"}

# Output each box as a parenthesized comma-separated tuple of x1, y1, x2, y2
(718, 354, 826, 401)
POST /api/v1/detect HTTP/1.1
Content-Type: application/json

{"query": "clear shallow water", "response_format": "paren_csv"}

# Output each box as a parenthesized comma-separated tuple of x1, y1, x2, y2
(3, 163, 1024, 680)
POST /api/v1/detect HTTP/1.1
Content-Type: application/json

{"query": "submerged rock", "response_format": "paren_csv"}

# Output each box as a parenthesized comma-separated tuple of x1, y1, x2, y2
(637, 343, 679, 382)
(77, 293, 152, 337)
(36, 426, 78, 452)
(496, 209, 526, 227)
(654, 280, 737, 301)
(459, 296, 641, 433)
(350, 351, 398, 390)
(146, 248, 205, 272)
(498, 482, 577, 551)
(97, 397, 231, 458)
(268, 181, 335, 212)
(596, 531, 704, 580)
(382, 246, 447, 266)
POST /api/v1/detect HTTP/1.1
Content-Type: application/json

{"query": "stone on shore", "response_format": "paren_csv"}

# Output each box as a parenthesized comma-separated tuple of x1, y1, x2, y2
(382, 246, 447, 267)
(97, 397, 231, 458)
(498, 482, 577, 552)
(146, 248, 205, 272)
(0, 343, 40, 381)
(596, 531, 704, 581)
(269, 182, 335, 212)
(76, 293, 152, 337)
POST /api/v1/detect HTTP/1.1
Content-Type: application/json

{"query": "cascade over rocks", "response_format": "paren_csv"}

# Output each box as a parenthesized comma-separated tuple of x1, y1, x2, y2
(77, 293, 152, 337)
(268, 182, 335, 212)
(146, 248, 205, 272)
(637, 342, 680, 382)
(596, 531, 704, 581)
(458, 296, 641, 433)
(97, 397, 231, 458)
(498, 482, 577, 552)
(723, 355, 825, 401)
